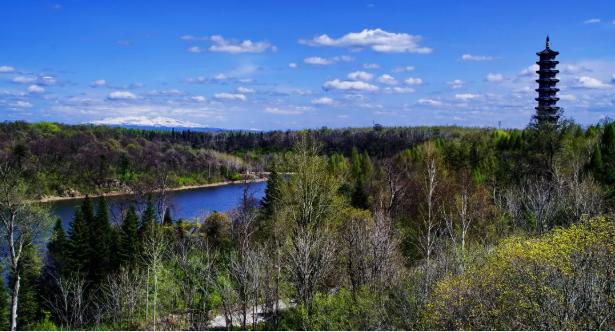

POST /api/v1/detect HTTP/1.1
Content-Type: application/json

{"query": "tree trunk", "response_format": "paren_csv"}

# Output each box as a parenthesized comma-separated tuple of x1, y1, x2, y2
(10, 274, 20, 331)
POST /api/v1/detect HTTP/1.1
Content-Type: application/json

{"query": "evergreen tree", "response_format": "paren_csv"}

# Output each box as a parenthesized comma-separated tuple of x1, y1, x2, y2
(139, 195, 157, 236)
(68, 209, 90, 274)
(88, 196, 113, 283)
(260, 169, 281, 221)
(0, 270, 9, 331)
(47, 218, 68, 273)
(600, 122, 615, 185)
(163, 207, 173, 225)
(119, 205, 139, 267)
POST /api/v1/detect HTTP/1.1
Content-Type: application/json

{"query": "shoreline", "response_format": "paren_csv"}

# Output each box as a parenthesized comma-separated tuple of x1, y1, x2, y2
(37, 178, 268, 203)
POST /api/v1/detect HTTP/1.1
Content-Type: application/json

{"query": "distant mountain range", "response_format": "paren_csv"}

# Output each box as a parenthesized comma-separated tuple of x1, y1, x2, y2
(89, 116, 229, 132)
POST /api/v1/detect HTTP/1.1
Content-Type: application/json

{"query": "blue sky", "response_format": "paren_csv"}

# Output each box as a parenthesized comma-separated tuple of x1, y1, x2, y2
(1, 0, 615, 130)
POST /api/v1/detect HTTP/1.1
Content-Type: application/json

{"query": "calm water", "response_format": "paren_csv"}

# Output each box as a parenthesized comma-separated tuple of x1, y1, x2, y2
(49, 182, 267, 228)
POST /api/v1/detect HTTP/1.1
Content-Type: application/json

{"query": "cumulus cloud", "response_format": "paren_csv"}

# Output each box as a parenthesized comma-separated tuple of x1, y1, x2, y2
(576, 76, 612, 89)
(404, 77, 423, 85)
(0, 66, 15, 73)
(214, 92, 247, 101)
(378, 74, 398, 85)
(237, 87, 255, 94)
(322, 79, 379, 91)
(448, 79, 464, 89)
(486, 73, 505, 82)
(27, 85, 45, 93)
(301, 28, 432, 53)
(384, 87, 414, 94)
(90, 79, 107, 87)
(393, 66, 415, 73)
(187, 46, 204, 53)
(461, 54, 494, 61)
(264, 107, 303, 115)
(190, 96, 206, 102)
(209, 35, 273, 54)
(288, 62, 298, 69)
(312, 97, 335, 105)
(583, 18, 601, 24)
(417, 98, 442, 106)
(12, 76, 37, 84)
(13, 100, 32, 108)
(519, 64, 539, 77)
(347, 71, 373, 81)
(455, 93, 480, 101)
(108, 91, 138, 100)
(304, 56, 333, 65)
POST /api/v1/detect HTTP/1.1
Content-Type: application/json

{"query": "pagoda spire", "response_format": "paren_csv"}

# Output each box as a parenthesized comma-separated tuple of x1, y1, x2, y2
(533, 35, 561, 125)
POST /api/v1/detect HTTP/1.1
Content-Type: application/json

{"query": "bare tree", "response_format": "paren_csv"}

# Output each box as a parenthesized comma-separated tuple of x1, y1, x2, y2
(0, 164, 52, 331)
(43, 273, 90, 329)
(141, 226, 168, 331)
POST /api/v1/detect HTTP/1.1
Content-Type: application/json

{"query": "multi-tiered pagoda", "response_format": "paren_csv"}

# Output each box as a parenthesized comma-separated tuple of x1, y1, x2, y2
(534, 36, 561, 125)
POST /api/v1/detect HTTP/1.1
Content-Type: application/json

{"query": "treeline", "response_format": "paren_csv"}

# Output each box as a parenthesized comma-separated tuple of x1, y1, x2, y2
(0, 121, 482, 198)
(0, 119, 614, 330)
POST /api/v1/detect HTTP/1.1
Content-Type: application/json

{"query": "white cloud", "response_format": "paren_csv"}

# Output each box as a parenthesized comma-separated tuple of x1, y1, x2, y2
(559, 94, 577, 101)
(576, 76, 612, 89)
(91, 116, 203, 128)
(363, 63, 380, 69)
(187, 46, 204, 53)
(209, 35, 273, 54)
(108, 91, 138, 100)
(288, 62, 298, 69)
(404, 77, 423, 85)
(377, 74, 398, 85)
(180, 35, 209, 41)
(304, 56, 334, 65)
(214, 92, 247, 101)
(584, 18, 601, 24)
(461, 54, 494, 61)
(264, 107, 303, 115)
(12, 76, 37, 84)
(237, 86, 255, 94)
(27, 85, 45, 93)
(13, 101, 32, 108)
(0, 66, 15, 73)
(417, 98, 442, 106)
(448, 79, 464, 89)
(519, 64, 539, 76)
(384, 87, 414, 94)
(347, 71, 373, 81)
(486, 73, 505, 82)
(304, 57, 332, 65)
(302, 28, 432, 53)
(322, 79, 379, 91)
(393, 66, 415, 72)
(90, 79, 107, 87)
(190, 96, 206, 102)
(455, 93, 480, 101)
(214, 73, 228, 81)
(312, 97, 335, 105)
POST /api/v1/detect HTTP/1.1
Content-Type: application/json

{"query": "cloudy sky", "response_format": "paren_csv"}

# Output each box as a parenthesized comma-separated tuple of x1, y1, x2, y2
(1, 0, 615, 130)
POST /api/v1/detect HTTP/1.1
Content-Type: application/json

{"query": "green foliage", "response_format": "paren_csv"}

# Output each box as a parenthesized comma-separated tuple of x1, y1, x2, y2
(14, 243, 44, 329)
(119, 205, 139, 266)
(426, 216, 615, 330)
(67, 208, 90, 273)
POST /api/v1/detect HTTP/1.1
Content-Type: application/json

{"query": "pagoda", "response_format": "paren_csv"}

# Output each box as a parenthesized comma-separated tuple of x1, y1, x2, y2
(534, 36, 561, 125)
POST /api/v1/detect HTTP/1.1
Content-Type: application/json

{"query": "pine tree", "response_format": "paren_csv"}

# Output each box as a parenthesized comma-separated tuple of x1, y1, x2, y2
(68, 209, 90, 274)
(260, 169, 281, 221)
(163, 207, 173, 225)
(88, 196, 113, 283)
(139, 195, 157, 236)
(47, 218, 68, 274)
(119, 205, 139, 267)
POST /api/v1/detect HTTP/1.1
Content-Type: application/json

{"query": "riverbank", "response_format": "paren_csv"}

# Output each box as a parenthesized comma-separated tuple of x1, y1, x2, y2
(37, 177, 268, 203)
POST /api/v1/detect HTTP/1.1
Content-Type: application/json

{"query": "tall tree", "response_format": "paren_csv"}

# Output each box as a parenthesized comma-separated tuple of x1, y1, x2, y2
(119, 205, 139, 267)
(163, 207, 173, 225)
(67, 209, 90, 274)
(139, 195, 157, 236)
(88, 196, 113, 283)
(0, 164, 52, 331)
(12, 241, 43, 329)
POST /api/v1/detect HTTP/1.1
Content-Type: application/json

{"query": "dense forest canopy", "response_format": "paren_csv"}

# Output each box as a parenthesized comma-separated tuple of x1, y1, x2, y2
(0, 118, 614, 330)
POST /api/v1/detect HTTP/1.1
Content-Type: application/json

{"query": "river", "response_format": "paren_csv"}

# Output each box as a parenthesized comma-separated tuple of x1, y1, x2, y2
(49, 181, 267, 228)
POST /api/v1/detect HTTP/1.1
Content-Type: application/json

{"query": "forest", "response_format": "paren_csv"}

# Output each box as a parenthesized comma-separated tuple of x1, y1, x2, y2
(0, 118, 614, 330)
